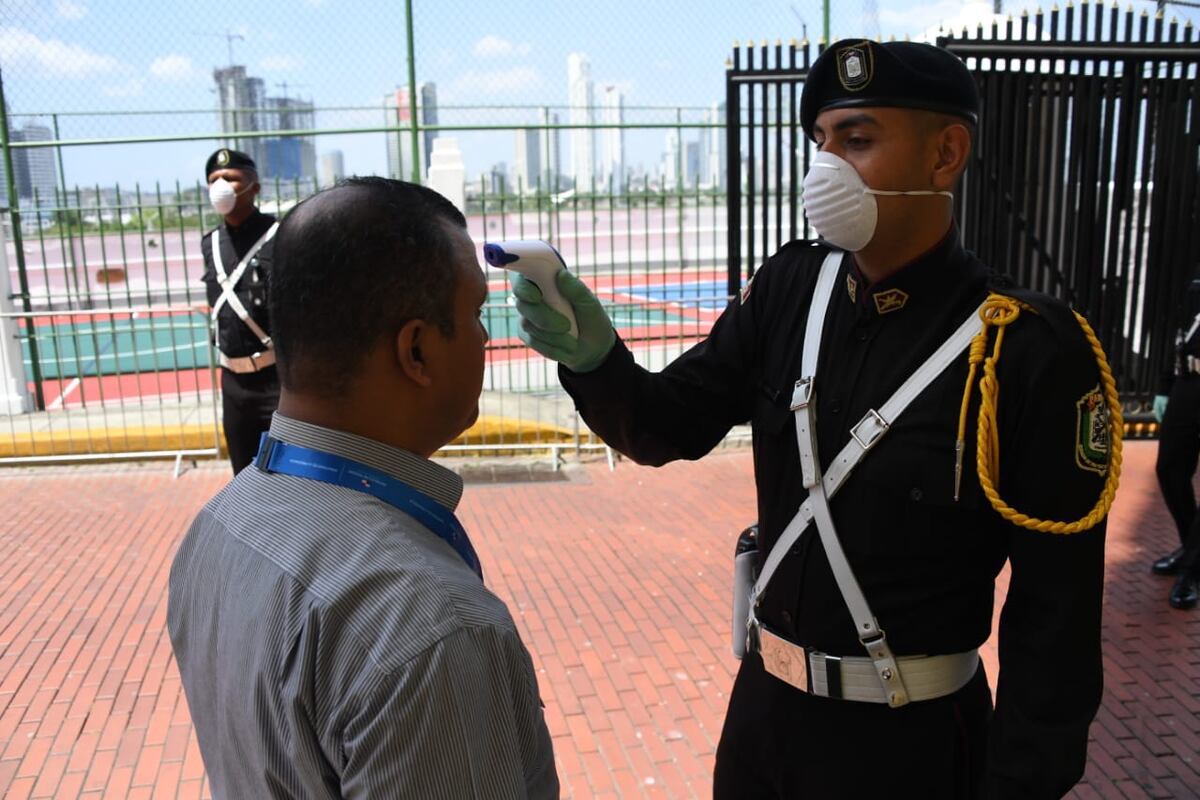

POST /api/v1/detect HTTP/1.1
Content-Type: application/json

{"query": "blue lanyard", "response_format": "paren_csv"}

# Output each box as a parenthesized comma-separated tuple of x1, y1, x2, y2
(254, 435, 482, 579)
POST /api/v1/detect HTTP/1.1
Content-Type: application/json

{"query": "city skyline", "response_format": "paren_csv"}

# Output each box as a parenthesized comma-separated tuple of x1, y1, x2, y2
(4, 0, 1188, 191)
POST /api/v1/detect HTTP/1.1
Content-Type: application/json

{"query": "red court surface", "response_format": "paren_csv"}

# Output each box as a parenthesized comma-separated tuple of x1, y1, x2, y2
(0, 441, 1195, 799)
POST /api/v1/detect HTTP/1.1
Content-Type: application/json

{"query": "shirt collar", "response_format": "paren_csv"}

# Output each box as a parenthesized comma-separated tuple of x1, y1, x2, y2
(266, 413, 464, 512)
(843, 225, 962, 317)
(224, 209, 269, 237)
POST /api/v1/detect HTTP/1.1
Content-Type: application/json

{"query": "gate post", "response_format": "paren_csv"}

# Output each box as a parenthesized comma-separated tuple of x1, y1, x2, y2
(0, 219, 33, 415)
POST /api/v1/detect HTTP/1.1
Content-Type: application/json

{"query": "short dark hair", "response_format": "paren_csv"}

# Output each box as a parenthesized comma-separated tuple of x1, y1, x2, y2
(270, 176, 468, 393)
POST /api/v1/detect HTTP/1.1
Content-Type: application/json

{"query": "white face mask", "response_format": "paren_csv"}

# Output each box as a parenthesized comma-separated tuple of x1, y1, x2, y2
(801, 151, 952, 252)
(208, 177, 246, 216)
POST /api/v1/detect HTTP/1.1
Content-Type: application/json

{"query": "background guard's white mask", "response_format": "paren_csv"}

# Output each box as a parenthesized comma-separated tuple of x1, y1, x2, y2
(208, 178, 247, 216)
(801, 151, 952, 252)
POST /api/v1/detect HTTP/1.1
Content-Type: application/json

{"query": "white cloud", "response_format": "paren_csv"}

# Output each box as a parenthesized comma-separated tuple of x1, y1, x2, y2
(472, 35, 532, 59)
(101, 78, 144, 98)
(54, 0, 88, 20)
(149, 54, 194, 81)
(0, 27, 119, 77)
(259, 54, 304, 71)
(450, 66, 542, 98)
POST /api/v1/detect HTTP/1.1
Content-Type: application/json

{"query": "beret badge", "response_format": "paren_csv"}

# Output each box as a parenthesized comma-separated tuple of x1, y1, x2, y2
(837, 43, 873, 92)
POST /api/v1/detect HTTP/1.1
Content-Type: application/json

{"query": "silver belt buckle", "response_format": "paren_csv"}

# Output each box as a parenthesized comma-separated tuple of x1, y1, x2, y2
(790, 377, 814, 411)
(758, 626, 809, 692)
(850, 408, 889, 450)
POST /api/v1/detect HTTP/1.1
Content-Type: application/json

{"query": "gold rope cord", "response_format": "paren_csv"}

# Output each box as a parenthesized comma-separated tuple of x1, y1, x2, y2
(954, 295, 1123, 534)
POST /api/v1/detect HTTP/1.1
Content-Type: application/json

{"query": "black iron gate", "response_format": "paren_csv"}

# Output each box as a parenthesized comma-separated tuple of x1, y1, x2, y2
(724, 40, 813, 302)
(726, 9, 1200, 401)
(942, 8, 1200, 400)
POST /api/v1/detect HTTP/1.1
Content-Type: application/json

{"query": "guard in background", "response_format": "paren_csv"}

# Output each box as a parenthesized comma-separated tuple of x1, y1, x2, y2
(1151, 276, 1200, 609)
(511, 40, 1120, 798)
(201, 148, 280, 474)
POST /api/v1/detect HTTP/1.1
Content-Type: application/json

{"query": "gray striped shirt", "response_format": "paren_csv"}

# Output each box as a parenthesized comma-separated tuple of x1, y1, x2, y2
(168, 414, 559, 799)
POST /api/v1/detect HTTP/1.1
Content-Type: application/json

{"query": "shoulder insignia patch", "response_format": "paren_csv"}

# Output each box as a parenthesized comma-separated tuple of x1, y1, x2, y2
(874, 288, 908, 315)
(1075, 385, 1110, 475)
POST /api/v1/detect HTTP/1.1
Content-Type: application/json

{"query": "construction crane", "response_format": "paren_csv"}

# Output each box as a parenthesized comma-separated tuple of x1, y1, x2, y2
(790, 3, 809, 41)
(862, 0, 880, 39)
(196, 30, 245, 67)
(275, 82, 309, 102)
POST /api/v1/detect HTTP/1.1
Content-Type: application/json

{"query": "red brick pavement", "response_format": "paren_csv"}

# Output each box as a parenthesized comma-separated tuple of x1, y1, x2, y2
(0, 441, 1195, 799)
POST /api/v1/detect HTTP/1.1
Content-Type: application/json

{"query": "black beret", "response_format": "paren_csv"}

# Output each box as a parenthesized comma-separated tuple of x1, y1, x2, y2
(800, 39, 980, 140)
(205, 148, 257, 178)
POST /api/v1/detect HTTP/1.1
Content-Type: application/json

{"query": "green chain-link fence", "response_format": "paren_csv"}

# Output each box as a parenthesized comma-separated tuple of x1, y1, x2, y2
(4, 0, 1196, 464)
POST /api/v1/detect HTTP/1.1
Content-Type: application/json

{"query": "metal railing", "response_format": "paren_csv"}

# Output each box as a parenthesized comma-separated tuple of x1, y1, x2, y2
(942, 8, 1200, 401)
(2, 171, 744, 464)
(723, 12, 1200, 404)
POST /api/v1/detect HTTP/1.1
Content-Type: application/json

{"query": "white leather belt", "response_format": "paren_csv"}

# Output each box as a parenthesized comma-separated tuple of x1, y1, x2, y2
(755, 624, 979, 704)
(219, 350, 276, 373)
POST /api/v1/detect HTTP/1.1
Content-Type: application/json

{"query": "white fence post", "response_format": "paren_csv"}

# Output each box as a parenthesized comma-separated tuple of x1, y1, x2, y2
(0, 219, 34, 415)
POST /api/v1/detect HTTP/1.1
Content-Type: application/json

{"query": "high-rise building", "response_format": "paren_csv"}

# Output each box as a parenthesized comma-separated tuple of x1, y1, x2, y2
(10, 124, 58, 206)
(213, 66, 266, 169)
(261, 96, 317, 181)
(487, 162, 508, 196)
(539, 108, 562, 192)
(513, 127, 540, 194)
(319, 150, 345, 188)
(600, 86, 625, 193)
(383, 82, 438, 181)
(566, 53, 595, 191)
(419, 82, 438, 176)
(663, 131, 681, 190)
(685, 141, 702, 190)
(0, 107, 9, 206)
(384, 88, 408, 180)
(705, 102, 727, 191)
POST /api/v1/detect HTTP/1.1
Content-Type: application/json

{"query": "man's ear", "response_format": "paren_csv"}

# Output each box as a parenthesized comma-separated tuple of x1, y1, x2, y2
(395, 319, 433, 387)
(931, 124, 971, 191)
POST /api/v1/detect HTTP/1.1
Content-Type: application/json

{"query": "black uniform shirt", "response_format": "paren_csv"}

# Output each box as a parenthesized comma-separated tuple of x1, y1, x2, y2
(201, 209, 277, 358)
(559, 229, 1109, 796)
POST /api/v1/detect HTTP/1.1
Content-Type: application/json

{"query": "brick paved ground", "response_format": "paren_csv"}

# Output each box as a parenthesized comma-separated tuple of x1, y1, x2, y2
(0, 440, 1195, 799)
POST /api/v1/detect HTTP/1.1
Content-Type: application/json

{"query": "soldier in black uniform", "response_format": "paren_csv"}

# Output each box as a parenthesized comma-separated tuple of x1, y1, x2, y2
(1150, 277, 1200, 609)
(200, 148, 280, 474)
(511, 41, 1118, 798)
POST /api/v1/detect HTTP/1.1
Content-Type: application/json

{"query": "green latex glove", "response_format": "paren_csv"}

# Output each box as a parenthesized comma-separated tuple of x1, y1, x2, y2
(1153, 394, 1168, 423)
(511, 270, 615, 373)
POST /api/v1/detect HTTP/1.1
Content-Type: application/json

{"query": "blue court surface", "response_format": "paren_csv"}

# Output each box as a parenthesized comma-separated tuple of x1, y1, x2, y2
(613, 280, 733, 311)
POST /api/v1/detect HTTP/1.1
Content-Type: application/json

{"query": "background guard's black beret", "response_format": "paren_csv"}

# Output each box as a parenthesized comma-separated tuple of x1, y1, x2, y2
(205, 148, 257, 178)
(800, 39, 980, 141)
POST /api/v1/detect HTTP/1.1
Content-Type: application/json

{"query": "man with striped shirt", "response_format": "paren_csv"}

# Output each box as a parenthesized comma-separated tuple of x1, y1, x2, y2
(168, 178, 559, 799)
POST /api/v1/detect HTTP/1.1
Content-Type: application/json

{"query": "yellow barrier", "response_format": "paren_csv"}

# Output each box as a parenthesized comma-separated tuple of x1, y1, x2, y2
(0, 415, 578, 459)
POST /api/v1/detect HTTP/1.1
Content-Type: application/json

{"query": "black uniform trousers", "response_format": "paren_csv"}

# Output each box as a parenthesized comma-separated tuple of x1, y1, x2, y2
(220, 366, 280, 474)
(714, 653, 992, 799)
(1155, 374, 1200, 577)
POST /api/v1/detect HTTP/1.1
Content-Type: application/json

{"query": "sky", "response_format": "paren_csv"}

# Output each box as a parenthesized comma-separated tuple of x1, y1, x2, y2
(2, 0, 1196, 191)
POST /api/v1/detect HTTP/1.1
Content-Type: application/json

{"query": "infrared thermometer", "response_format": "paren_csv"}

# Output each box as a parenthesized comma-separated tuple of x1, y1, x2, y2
(483, 240, 579, 339)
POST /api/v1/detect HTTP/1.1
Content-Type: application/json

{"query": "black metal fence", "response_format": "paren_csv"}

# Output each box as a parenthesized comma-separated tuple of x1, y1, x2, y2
(724, 40, 812, 301)
(725, 9, 1200, 401)
(943, 8, 1200, 401)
